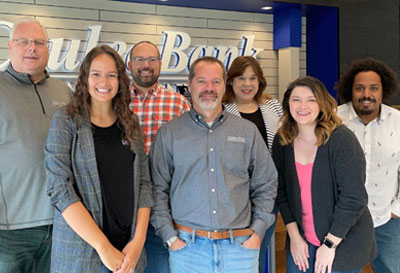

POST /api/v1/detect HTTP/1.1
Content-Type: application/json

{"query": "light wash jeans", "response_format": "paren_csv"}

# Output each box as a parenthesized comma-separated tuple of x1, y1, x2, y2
(372, 217, 400, 273)
(0, 225, 52, 273)
(144, 225, 170, 273)
(286, 242, 361, 273)
(169, 229, 259, 273)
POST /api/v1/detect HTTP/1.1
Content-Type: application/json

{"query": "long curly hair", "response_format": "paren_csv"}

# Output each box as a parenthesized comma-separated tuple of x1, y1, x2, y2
(66, 45, 141, 150)
(278, 76, 342, 146)
(223, 56, 272, 104)
(336, 57, 399, 104)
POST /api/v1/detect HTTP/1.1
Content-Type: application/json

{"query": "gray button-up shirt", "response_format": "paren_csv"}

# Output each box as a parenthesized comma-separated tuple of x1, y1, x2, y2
(149, 108, 278, 243)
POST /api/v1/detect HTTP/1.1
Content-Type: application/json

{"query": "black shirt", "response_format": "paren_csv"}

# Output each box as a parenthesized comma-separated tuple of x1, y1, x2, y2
(92, 121, 135, 250)
(240, 108, 269, 149)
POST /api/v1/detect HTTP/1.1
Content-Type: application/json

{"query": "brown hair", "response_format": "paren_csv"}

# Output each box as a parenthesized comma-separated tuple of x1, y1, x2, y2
(336, 57, 399, 104)
(188, 56, 226, 83)
(66, 45, 141, 150)
(278, 76, 342, 146)
(223, 56, 272, 104)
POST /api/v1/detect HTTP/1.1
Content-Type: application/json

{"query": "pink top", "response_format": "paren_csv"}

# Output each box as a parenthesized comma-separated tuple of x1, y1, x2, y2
(295, 162, 321, 246)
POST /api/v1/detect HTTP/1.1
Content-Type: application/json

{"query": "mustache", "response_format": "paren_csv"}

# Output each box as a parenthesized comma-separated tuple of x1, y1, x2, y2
(138, 68, 154, 73)
(199, 90, 218, 97)
(358, 97, 376, 103)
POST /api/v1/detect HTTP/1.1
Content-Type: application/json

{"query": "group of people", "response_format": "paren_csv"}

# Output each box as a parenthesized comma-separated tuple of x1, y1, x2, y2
(0, 17, 399, 273)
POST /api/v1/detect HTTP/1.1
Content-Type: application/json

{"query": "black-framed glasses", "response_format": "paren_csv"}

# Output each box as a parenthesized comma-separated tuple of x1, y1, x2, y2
(11, 38, 49, 48)
(131, 56, 160, 66)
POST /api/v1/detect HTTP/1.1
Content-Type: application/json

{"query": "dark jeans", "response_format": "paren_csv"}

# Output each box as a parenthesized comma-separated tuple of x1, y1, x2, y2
(259, 206, 278, 273)
(0, 225, 52, 273)
(144, 225, 170, 273)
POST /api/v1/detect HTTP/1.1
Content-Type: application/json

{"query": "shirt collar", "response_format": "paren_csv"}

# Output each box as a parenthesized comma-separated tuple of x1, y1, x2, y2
(346, 101, 388, 125)
(131, 82, 161, 97)
(189, 105, 227, 127)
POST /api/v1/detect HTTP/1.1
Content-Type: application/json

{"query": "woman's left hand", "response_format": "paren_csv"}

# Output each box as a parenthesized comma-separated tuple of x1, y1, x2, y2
(314, 244, 335, 273)
(113, 241, 141, 273)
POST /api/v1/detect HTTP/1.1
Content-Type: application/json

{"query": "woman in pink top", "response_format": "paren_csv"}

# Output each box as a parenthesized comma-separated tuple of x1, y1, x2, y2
(272, 76, 376, 273)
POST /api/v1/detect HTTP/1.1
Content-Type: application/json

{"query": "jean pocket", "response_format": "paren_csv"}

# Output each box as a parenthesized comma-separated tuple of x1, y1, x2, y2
(236, 235, 260, 251)
(168, 230, 191, 252)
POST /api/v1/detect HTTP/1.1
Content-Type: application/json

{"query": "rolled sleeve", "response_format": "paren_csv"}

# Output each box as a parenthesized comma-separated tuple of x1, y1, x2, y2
(45, 110, 80, 213)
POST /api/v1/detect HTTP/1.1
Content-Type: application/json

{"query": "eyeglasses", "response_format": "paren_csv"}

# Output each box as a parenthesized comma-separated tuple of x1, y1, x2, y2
(131, 56, 160, 66)
(11, 38, 49, 48)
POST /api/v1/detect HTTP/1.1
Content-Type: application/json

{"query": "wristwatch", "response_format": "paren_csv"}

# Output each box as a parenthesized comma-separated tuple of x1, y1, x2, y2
(166, 236, 179, 248)
(322, 237, 337, 249)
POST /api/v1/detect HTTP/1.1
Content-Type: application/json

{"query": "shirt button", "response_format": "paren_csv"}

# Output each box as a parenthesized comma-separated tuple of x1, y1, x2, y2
(213, 210, 216, 214)
(209, 130, 213, 133)
(210, 168, 214, 172)
(210, 148, 214, 152)
(211, 188, 215, 192)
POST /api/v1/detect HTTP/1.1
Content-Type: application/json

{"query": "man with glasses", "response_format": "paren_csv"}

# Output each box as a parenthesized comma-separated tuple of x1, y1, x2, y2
(0, 17, 71, 272)
(127, 41, 190, 273)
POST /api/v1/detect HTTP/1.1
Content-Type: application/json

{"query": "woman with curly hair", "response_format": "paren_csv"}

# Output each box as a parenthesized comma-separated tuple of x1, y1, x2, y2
(273, 76, 376, 273)
(45, 45, 153, 273)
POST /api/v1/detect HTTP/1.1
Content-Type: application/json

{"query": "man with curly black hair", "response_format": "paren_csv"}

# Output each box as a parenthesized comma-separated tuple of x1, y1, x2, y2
(337, 57, 400, 273)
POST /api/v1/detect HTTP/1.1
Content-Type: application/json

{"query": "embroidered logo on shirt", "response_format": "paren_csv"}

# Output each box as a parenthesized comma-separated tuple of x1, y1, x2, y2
(227, 136, 246, 143)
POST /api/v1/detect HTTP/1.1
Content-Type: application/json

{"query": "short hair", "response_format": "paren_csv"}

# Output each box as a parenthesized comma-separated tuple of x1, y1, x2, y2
(223, 56, 272, 104)
(10, 17, 48, 40)
(129, 41, 160, 62)
(336, 57, 399, 104)
(188, 56, 226, 83)
(278, 76, 342, 146)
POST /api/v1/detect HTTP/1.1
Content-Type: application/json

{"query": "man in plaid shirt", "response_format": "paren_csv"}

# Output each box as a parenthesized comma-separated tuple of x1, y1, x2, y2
(128, 41, 190, 273)
(128, 41, 191, 154)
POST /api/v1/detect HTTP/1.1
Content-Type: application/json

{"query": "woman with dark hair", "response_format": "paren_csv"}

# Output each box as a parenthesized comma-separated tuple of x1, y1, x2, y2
(223, 55, 282, 272)
(45, 45, 153, 273)
(273, 76, 376, 273)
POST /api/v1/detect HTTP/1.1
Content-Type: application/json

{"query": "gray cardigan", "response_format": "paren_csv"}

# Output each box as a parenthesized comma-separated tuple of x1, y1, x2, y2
(273, 125, 377, 271)
(45, 109, 154, 273)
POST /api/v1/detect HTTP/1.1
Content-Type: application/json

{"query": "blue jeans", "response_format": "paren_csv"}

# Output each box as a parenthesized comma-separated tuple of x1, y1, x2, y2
(372, 217, 400, 273)
(287, 242, 361, 273)
(169, 229, 259, 273)
(259, 206, 277, 273)
(144, 225, 169, 273)
(0, 225, 52, 273)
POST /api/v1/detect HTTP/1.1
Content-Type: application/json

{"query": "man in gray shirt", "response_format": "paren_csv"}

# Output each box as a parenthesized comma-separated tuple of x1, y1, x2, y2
(149, 56, 277, 272)
(0, 18, 71, 272)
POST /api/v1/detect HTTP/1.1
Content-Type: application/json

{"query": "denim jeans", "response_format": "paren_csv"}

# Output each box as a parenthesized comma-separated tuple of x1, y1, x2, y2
(169, 229, 259, 273)
(286, 242, 361, 273)
(372, 217, 400, 273)
(144, 225, 170, 273)
(259, 206, 277, 273)
(0, 225, 52, 273)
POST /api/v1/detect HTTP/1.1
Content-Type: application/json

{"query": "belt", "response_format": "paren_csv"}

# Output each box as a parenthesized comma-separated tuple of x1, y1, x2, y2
(174, 223, 253, 239)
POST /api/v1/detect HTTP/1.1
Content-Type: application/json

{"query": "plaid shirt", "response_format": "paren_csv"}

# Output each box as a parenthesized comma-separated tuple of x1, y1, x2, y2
(130, 83, 191, 154)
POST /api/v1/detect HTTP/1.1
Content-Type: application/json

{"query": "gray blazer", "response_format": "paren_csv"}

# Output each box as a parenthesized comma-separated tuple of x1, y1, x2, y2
(45, 109, 154, 273)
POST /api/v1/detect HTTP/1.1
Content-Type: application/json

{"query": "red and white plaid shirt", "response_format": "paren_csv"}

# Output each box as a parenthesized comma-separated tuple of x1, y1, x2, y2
(130, 83, 191, 154)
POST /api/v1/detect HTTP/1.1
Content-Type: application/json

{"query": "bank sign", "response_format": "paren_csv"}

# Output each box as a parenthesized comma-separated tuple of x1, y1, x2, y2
(0, 21, 264, 79)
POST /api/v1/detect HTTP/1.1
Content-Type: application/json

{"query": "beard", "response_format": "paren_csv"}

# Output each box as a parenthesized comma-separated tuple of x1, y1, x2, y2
(357, 97, 377, 115)
(198, 91, 219, 109)
(132, 68, 159, 88)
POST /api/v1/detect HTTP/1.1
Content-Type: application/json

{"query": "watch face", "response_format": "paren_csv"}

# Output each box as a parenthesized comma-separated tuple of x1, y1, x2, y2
(323, 238, 334, 248)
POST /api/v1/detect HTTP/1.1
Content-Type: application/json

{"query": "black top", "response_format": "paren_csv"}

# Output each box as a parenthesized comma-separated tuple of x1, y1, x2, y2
(240, 108, 269, 149)
(93, 121, 135, 251)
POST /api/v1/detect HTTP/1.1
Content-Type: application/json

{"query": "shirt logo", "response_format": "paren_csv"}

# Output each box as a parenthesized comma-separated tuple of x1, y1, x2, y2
(227, 136, 246, 143)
